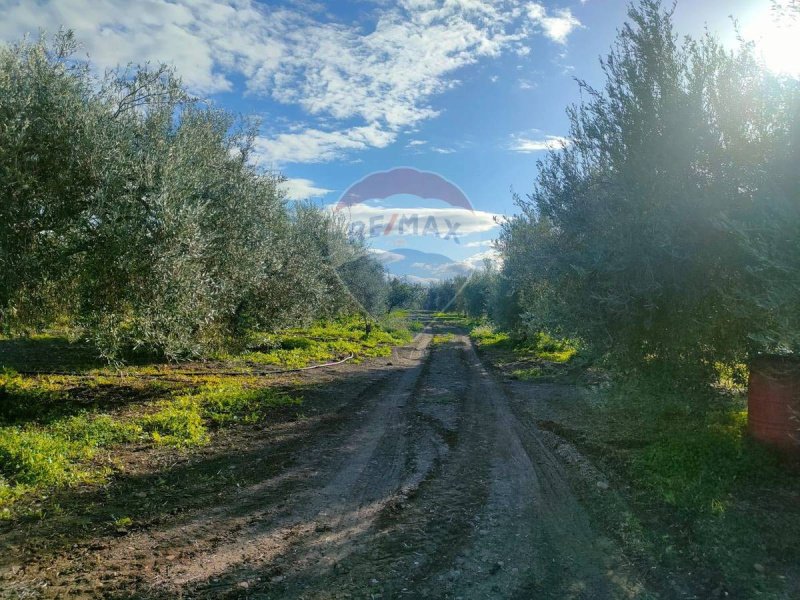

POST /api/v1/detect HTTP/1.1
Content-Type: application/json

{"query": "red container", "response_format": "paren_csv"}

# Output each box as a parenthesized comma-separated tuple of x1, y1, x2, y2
(748, 355, 800, 454)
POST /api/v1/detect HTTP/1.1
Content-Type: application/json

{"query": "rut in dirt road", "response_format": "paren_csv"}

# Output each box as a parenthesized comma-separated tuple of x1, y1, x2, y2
(180, 331, 645, 599)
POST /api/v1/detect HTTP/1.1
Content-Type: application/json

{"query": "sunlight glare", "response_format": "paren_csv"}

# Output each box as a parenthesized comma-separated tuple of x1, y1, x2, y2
(743, 1, 800, 77)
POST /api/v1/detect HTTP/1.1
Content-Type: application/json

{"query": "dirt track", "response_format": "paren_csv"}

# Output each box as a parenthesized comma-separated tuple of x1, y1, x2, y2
(1, 327, 646, 598)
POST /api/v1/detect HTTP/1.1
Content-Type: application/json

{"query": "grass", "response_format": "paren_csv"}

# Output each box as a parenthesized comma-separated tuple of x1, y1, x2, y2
(0, 312, 418, 516)
(473, 327, 800, 598)
(511, 367, 545, 380)
(629, 409, 780, 514)
(589, 379, 798, 596)
(143, 382, 301, 447)
(431, 332, 456, 345)
(0, 376, 302, 513)
(593, 381, 784, 515)
(228, 312, 415, 369)
(469, 324, 511, 348)
(469, 324, 578, 364)
(0, 413, 139, 516)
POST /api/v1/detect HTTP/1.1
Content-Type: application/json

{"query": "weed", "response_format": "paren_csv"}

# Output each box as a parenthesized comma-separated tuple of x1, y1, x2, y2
(194, 382, 301, 426)
(432, 333, 456, 345)
(237, 314, 413, 369)
(141, 397, 208, 447)
(470, 326, 577, 363)
(469, 325, 511, 348)
(0, 427, 97, 488)
(630, 410, 780, 513)
(0, 369, 70, 424)
(111, 515, 133, 529)
(141, 381, 301, 447)
(511, 367, 545, 380)
(51, 414, 142, 447)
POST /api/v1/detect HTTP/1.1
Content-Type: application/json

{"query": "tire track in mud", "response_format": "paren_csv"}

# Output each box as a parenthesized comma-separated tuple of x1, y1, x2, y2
(166, 331, 437, 596)
(245, 333, 481, 599)
(265, 334, 646, 599)
(439, 341, 623, 599)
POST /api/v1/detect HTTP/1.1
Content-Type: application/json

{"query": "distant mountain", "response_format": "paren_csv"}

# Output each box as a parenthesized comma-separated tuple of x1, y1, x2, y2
(372, 247, 470, 283)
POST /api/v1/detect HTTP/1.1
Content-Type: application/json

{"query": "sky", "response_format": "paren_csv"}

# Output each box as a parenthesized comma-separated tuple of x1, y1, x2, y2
(0, 0, 795, 282)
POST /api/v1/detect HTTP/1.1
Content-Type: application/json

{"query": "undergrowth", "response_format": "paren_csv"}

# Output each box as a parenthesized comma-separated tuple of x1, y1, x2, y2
(592, 380, 784, 515)
(471, 322, 799, 596)
(469, 324, 577, 363)
(0, 312, 416, 516)
(228, 312, 414, 369)
(0, 376, 301, 515)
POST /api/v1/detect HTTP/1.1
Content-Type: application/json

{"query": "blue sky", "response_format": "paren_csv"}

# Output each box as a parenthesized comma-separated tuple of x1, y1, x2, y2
(0, 0, 794, 280)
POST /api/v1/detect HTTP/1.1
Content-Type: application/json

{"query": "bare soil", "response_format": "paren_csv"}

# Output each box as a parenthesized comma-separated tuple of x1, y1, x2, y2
(1, 326, 648, 599)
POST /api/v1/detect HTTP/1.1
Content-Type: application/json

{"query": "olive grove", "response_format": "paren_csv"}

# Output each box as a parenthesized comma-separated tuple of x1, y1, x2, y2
(0, 32, 388, 360)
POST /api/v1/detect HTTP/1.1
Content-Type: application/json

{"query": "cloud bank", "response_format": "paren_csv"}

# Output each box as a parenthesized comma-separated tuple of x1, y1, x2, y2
(0, 0, 582, 164)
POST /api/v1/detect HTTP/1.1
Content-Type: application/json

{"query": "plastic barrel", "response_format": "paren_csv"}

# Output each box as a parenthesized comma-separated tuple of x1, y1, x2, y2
(748, 355, 800, 454)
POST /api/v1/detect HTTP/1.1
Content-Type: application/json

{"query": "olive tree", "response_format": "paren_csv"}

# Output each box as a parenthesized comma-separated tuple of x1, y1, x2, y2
(0, 32, 391, 359)
(500, 0, 800, 371)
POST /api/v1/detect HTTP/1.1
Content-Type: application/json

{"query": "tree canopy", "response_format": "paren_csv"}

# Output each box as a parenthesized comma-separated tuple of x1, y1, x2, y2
(0, 32, 389, 360)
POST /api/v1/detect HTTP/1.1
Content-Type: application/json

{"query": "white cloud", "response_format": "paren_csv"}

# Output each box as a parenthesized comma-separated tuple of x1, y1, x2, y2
(404, 248, 501, 280)
(461, 248, 502, 269)
(413, 261, 473, 278)
(509, 133, 570, 153)
(0, 0, 582, 164)
(0, 0, 255, 94)
(464, 239, 495, 248)
(369, 248, 407, 264)
(407, 139, 428, 147)
(527, 4, 583, 44)
(254, 124, 394, 165)
(280, 178, 332, 201)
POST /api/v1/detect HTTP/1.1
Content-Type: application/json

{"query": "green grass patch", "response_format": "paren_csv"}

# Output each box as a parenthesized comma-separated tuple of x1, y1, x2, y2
(469, 325, 512, 348)
(51, 413, 142, 447)
(233, 313, 414, 369)
(142, 397, 208, 447)
(196, 382, 301, 426)
(0, 369, 71, 424)
(577, 377, 798, 595)
(470, 326, 577, 363)
(0, 427, 93, 487)
(0, 378, 301, 513)
(142, 381, 300, 447)
(432, 333, 456, 345)
(629, 409, 780, 514)
(0, 411, 137, 516)
(511, 367, 545, 381)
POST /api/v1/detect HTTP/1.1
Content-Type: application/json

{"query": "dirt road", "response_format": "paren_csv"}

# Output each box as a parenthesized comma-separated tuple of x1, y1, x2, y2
(2, 327, 646, 598)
